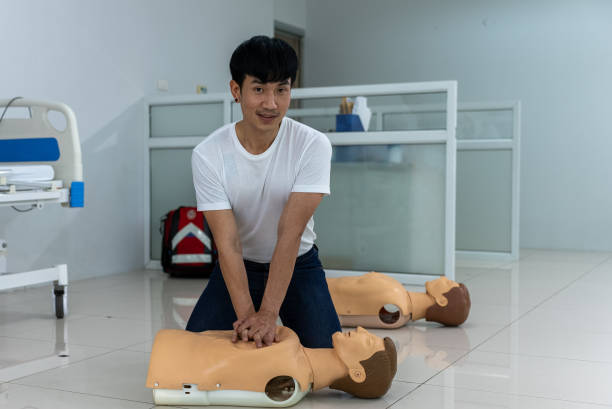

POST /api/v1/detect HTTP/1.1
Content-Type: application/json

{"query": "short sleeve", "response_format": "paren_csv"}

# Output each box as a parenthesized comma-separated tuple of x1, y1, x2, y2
(192, 150, 231, 211)
(292, 133, 332, 195)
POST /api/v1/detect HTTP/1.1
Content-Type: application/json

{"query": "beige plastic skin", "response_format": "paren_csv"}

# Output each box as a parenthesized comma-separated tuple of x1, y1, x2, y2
(327, 272, 411, 320)
(146, 327, 312, 393)
(146, 326, 385, 405)
(327, 272, 460, 328)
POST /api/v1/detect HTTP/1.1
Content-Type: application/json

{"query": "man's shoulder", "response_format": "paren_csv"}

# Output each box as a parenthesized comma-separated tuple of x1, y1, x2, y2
(193, 123, 234, 159)
(283, 117, 330, 147)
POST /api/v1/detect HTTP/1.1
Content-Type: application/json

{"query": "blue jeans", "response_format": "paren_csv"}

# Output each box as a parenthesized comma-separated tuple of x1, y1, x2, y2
(185, 246, 341, 348)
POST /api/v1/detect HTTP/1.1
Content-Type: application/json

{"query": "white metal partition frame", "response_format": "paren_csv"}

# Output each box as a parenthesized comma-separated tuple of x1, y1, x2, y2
(144, 81, 457, 284)
(288, 100, 521, 262)
(455, 101, 521, 261)
(144, 94, 233, 269)
(289, 82, 457, 284)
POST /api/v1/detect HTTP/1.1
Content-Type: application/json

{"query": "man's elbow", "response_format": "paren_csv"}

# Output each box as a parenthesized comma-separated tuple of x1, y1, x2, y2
(277, 223, 305, 244)
(218, 236, 242, 257)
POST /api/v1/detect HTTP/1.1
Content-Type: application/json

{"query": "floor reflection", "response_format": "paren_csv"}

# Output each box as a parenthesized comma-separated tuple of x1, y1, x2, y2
(0, 314, 69, 381)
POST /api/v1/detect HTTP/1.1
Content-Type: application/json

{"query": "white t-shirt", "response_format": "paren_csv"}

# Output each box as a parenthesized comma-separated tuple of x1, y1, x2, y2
(192, 117, 332, 263)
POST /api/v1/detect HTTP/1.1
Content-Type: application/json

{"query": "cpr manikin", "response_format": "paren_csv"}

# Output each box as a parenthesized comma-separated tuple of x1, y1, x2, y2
(146, 326, 396, 407)
(327, 273, 471, 329)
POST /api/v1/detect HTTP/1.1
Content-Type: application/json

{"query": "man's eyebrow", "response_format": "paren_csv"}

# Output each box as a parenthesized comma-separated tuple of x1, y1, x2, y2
(249, 78, 290, 86)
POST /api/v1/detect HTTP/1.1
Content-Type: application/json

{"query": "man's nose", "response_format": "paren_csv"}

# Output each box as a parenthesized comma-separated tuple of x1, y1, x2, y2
(262, 91, 278, 109)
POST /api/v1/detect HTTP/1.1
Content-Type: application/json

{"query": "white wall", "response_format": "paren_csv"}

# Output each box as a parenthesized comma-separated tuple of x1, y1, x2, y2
(304, 0, 612, 252)
(0, 0, 273, 279)
(274, 0, 307, 32)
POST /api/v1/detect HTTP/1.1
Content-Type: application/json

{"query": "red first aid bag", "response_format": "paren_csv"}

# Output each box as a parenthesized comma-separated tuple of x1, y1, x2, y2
(160, 207, 217, 277)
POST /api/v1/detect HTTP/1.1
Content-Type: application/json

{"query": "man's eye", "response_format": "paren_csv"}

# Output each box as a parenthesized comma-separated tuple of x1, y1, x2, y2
(255, 87, 263, 92)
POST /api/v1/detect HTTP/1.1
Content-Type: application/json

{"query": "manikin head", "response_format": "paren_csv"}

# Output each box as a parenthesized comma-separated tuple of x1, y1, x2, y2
(330, 327, 397, 398)
(229, 35, 297, 135)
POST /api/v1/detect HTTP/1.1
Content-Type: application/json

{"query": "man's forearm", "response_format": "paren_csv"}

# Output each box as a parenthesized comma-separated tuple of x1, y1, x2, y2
(218, 246, 254, 319)
(259, 232, 302, 315)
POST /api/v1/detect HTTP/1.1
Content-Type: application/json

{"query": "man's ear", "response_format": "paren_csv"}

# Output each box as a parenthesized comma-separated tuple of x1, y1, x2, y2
(229, 80, 241, 100)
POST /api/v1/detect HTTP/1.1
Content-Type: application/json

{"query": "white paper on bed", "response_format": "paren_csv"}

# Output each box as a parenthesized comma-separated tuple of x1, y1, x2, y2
(0, 165, 55, 182)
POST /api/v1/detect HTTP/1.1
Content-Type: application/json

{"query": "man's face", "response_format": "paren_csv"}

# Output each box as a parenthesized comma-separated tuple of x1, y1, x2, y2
(232, 75, 291, 134)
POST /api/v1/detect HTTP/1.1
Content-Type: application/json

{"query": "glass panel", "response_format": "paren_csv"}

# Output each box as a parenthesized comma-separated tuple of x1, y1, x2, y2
(231, 101, 242, 122)
(287, 92, 447, 133)
(150, 103, 224, 137)
(457, 109, 513, 140)
(150, 148, 197, 260)
(456, 149, 512, 252)
(315, 144, 446, 275)
(382, 111, 445, 131)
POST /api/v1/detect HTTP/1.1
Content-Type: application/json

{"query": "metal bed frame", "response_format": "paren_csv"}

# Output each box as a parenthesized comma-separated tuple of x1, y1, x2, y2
(0, 98, 84, 318)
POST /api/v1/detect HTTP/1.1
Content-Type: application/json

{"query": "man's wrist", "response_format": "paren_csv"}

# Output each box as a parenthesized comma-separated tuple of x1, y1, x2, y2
(259, 304, 280, 317)
(236, 305, 256, 320)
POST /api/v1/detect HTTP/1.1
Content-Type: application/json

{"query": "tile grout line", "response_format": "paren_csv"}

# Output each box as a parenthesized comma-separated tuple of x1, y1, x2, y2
(397, 253, 612, 399)
(3, 381, 152, 405)
(384, 382, 422, 409)
(418, 382, 612, 408)
(0, 332, 152, 352)
(7, 347, 147, 384)
(459, 348, 612, 365)
(386, 382, 428, 409)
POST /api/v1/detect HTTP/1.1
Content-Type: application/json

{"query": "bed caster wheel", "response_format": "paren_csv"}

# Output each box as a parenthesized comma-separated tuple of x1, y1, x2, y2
(53, 286, 67, 319)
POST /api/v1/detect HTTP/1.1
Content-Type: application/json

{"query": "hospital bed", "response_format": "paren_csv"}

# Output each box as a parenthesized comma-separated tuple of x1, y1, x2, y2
(0, 98, 83, 318)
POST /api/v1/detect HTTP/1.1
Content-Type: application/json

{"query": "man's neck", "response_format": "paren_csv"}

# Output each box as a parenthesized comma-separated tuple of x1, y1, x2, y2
(235, 120, 281, 155)
(302, 347, 348, 390)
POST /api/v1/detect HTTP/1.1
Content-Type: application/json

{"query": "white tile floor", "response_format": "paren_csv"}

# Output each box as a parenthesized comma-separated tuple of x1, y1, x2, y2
(1, 249, 611, 408)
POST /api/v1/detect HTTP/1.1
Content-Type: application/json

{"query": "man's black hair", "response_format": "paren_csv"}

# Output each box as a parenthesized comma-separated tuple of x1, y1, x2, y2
(230, 35, 298, 88)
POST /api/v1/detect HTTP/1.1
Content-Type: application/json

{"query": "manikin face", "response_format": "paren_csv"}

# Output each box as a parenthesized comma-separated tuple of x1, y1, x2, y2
(231, 75, 291, 135)
(332, 326, 385, 363)
(425, 276, 459, 306)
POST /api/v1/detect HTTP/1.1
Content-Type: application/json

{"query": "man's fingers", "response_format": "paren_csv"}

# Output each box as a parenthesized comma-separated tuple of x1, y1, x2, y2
(235, 318, 252, 336)
(263, 330, 276, 346)
(248, 326, 260, 339)
(239, 327, 249, 341)
(231, 331, 238, 343)
(253, 333, 263, 348)
(236, 318, 255, 334)
(233, 318, 246, 331)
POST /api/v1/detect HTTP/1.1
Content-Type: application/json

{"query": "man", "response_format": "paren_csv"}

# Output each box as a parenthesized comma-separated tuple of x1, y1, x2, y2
(186, 35, 341, 349)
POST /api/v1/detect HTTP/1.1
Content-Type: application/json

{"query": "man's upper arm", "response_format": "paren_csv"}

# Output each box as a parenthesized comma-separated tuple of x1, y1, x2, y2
(278, 192, 324, 237)
(291, 133, 332, 196)
(192, 149, 231, 211)
(203, 209, 241, 252)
